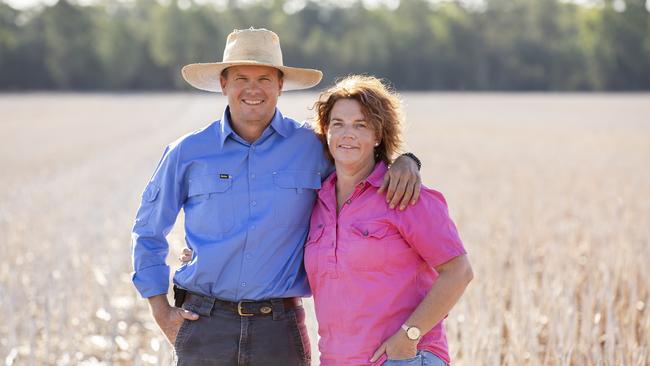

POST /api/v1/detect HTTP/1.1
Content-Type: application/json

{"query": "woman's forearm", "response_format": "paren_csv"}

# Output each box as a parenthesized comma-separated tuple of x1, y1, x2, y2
(405, 254, 473, 334)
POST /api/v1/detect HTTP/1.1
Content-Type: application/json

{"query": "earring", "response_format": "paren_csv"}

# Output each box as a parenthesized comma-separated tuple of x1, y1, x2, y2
(374, 142, 379, 147)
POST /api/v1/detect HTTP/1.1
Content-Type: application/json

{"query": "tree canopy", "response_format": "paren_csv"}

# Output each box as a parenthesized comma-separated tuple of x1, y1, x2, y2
(1, 0, 649, 90)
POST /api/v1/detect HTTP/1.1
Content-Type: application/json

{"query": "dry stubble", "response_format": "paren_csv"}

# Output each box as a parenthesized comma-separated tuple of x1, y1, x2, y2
(1, 92, 648, 365)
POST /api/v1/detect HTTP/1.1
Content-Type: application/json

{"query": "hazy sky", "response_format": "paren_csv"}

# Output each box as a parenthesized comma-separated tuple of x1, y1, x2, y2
(1, 0, 403, 10)
(3, 0, 612, 10)
(4, 0, 45, 7)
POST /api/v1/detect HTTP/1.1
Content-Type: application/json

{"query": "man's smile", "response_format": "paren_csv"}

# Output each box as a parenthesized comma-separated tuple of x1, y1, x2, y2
(242, 99, 263, 105)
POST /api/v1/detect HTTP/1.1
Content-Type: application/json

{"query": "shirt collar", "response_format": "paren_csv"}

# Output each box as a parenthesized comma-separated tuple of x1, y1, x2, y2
(319, 160, 388, 200)
(365, 161, 388, 188)
(217, 106, 290, 149)
(269, 109, 291, 138)
(217, 106, 234, 150)
(320, 168, 338, 195)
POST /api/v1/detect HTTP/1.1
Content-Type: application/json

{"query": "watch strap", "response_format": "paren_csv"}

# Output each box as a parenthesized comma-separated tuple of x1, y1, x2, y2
(401, 152, 421, 171)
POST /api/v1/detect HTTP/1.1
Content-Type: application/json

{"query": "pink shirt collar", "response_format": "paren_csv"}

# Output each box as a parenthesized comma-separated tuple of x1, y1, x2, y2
(319, 160, 388, 199)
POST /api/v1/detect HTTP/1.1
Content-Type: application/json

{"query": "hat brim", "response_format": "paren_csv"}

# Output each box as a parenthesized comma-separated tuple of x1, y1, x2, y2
(182, 61, 323, 92)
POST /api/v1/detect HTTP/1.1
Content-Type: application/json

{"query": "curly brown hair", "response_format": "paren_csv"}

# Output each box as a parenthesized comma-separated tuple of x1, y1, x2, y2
(312, 75, 403, 165)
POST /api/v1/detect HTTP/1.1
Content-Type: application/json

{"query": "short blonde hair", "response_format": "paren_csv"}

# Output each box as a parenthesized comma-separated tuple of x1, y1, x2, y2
(313, 75, 403, 165)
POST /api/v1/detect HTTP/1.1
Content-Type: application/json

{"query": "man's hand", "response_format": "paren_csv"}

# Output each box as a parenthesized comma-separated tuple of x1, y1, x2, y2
(369, 329, 418, 362)
(378, 155, 421, 210)
(147, 294, 198, 345)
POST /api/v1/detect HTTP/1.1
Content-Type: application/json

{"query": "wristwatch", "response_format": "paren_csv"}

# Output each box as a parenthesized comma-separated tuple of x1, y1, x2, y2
(401, 152, 421, 171)
(401, 323, 422, 341)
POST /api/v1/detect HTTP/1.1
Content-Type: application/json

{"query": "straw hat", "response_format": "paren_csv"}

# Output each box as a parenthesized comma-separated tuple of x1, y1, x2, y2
(182, 28, 323, 92)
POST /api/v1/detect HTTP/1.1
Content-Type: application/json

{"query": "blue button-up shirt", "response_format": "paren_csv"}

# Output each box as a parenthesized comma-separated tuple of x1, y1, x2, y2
(131, 107, 332, 301)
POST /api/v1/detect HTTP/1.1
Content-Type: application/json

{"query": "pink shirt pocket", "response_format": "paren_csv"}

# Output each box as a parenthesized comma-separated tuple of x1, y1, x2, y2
(339, 221, 414, 272)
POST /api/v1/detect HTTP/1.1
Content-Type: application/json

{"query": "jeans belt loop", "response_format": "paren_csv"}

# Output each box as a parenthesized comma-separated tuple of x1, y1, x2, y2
(188, 294, 209, 317)
(201, 296, 215, 317)
(271, 298, 285, 321)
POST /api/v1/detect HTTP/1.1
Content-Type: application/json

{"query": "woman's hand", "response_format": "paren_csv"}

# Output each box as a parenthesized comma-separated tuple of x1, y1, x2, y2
(369, 329, 418, 363)
(378, 155, 421, 210)
(178, 247, 193, 264)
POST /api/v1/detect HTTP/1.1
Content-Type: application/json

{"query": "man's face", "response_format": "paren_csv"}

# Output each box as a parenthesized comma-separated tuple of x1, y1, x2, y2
(220, 65, 283, 128)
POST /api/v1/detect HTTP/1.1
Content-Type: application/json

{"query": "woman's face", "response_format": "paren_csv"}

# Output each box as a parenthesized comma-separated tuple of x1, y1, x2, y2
(326, 98, 378, 170)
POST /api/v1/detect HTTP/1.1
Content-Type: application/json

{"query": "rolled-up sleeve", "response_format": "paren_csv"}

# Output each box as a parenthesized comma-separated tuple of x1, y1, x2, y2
(397, 188, 466, 268)
(131, 143, 185, 298)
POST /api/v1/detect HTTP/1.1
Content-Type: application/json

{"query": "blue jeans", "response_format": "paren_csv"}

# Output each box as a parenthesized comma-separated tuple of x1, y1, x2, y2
(383, 350, 448, 366)
(173, 294, 310, 366)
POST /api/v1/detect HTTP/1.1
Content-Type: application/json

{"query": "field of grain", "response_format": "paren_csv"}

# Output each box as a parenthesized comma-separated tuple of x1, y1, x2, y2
(1, 92, 648, 365)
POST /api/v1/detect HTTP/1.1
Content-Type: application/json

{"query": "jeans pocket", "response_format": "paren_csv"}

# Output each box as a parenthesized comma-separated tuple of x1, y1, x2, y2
(420, 351, 448, 366)
(173, 319, 192, 350)
(383, 353, 422, 366)
(289, 308, 311, 366)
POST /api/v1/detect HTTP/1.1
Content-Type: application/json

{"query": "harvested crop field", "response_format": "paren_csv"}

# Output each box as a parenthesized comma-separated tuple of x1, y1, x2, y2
(1, 93, 649, 365)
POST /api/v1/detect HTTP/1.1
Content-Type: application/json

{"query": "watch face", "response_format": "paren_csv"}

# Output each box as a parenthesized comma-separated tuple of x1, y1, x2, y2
(407, 327, 421, 340)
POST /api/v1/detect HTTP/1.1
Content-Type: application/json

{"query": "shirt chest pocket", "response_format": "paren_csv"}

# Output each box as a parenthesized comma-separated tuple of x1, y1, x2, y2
(184, 175, 234, 235)
(341, 222, 402, 272)
(273, 170, 322, 228)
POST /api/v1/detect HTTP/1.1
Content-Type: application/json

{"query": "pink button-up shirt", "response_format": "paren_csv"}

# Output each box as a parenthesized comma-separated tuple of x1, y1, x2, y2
(305, 161, 466, 366)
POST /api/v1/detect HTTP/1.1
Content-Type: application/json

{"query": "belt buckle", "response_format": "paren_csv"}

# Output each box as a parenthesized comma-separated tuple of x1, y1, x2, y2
(237, 301, 255, 317)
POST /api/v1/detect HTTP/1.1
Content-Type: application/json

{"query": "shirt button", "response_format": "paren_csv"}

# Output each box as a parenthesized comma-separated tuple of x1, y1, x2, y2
(241, 282, 247, 287)
(251, 225, 256, 230)
(346, 199, 352, 204)
(251, 174, 256, 179)
(246, 254, 253, 260)
(251, 201, 257, 206)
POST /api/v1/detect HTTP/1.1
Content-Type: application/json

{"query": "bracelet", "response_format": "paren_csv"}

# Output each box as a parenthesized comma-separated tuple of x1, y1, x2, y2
(401, 152, 421, 171)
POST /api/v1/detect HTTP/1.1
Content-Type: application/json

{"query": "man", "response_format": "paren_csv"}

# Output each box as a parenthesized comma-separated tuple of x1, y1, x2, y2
(131, 28, 421, 366)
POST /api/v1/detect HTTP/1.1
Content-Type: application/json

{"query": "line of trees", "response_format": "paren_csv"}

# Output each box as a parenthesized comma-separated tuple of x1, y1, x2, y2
(1, 0, 649, 91)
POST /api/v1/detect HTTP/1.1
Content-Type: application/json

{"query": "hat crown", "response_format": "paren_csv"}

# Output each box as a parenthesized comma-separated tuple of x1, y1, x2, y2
(223, 28, 284, 66)
(181, 27, 322, 92)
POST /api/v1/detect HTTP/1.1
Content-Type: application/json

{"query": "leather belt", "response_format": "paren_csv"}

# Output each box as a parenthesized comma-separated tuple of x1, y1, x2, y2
(184, 292, 302, 317)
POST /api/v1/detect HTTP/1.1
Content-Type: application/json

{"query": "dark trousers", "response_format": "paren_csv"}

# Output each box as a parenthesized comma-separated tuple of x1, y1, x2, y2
(174, 294, 311, 366)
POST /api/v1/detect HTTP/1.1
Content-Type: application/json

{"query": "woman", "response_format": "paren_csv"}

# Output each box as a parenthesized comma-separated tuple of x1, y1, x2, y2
(306, 75, 472, 366)
(181, 75, 472, 365)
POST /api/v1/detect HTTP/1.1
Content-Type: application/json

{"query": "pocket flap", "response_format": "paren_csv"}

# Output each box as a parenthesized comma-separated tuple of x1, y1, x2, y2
(273, 170, 322, 190)
(188, 175, 232, 197)
(306, 225, 325, 244)
(143, 184, 160, 202)
(351, 222, 392, 239)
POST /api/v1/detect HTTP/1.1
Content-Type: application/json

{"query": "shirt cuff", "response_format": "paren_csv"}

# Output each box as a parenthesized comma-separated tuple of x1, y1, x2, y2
(425, 246, 467, 269)
(132, 264, 170, 298)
